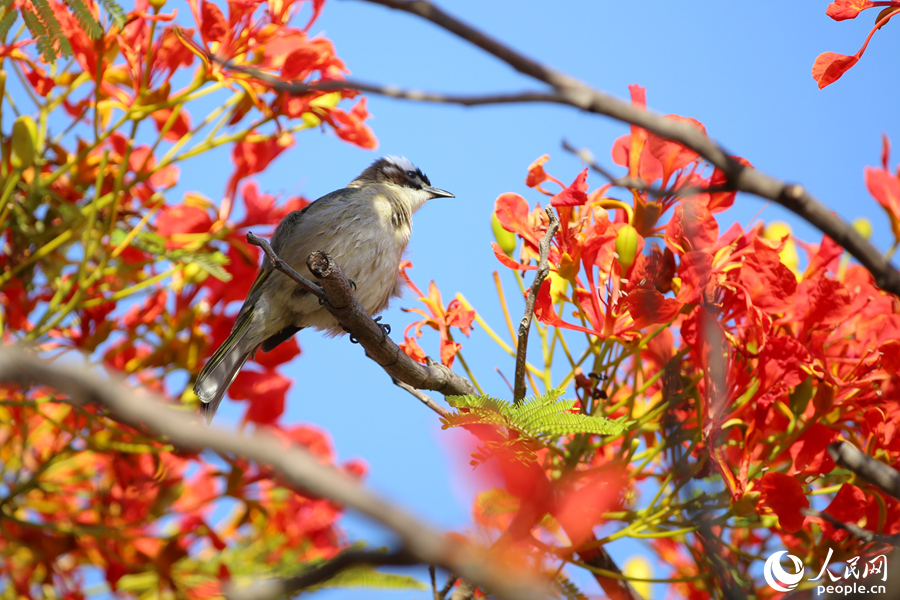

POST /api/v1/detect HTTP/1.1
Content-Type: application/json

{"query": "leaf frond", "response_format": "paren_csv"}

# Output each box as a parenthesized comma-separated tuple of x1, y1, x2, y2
(64, 0, 102, 39)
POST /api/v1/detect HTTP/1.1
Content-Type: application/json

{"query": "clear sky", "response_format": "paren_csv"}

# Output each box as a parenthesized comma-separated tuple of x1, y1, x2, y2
(173, 2, 899, 598)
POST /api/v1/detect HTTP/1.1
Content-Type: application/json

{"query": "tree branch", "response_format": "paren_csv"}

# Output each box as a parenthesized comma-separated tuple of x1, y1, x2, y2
(829, 441, 900, 500)
(513, 207, 559, 404)
(0, 349, 551, 600)
(802, 509, 900, 546)
(228, 549, 418, 600)
(561, 139, 734, 200)
(343, 0, 900, 298)
(244, 235, 476, 400)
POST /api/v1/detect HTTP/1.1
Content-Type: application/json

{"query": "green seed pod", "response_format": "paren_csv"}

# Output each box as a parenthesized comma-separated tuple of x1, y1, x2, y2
(852, 217, 873, 240)
(10, 115, 38, 170)
(491, 212, 517, 256)
(615, 223, 639, 270)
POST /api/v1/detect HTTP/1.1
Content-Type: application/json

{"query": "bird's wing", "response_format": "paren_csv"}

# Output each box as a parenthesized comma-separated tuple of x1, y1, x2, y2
(231, 188, 360, 332)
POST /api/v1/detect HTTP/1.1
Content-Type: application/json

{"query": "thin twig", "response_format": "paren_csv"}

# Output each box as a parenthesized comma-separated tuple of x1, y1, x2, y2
(430, 565, 439, 600)
(341, 0, 900, 299)
(244, 235, 476, 400)
(228, 549, 418, 600)
(801, 509, 900, 546)
(393, 378, 452, 419)
(829, 441, 900, 500)
(449, 579, 478, 600)
(561, 139, 734, 200)
(0, 350, 551, 600)
(513, 207, 559, 404)
(246, 231, 325, 302)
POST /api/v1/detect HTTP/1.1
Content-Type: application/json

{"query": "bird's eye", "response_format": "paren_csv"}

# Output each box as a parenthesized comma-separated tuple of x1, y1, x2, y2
(405, 170, 417, 179)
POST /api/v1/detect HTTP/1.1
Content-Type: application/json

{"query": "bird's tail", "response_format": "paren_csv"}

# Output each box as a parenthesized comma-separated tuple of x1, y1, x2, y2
(194, 315, 255, 424)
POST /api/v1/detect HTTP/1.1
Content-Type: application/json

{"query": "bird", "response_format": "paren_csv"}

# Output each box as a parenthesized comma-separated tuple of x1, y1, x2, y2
(192, 156, 454, 423)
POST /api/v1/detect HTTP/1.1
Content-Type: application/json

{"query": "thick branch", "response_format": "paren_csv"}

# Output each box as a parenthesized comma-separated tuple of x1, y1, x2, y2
(346, 0, 900, 298)
(0, 350, 550, 600)
(244, 236, 476, 400)
(513, 207, 559, 403)
(247, 232, 325, 302)
(829, 441, 900, 500)
(802, 509, 900, 546)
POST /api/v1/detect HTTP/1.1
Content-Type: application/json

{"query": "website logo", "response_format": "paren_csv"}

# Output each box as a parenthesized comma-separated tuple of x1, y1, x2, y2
(762, 549, 887, 594)
(764, 551, 804, 592)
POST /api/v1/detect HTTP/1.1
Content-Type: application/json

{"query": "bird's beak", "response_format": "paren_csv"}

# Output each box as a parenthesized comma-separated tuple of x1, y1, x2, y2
(425, 185, 454, 199)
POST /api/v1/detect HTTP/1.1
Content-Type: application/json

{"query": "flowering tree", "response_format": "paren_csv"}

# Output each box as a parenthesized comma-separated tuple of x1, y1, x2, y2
(1, 1, 899, 599)
(0, 0, 388, 596)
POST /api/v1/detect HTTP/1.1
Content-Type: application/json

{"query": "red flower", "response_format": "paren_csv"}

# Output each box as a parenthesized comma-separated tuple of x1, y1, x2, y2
(813, 6, 900, 88)
(758, 472, 808, 533)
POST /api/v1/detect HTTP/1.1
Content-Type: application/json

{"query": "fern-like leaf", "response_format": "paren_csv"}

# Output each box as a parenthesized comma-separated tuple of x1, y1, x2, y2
(64, 0, 102, 39)
(554, 572, 589, 600)
(321, 568, 427, 591)
(30, 0, 73, 58)
(0, 8, 17, 40)
(21, 9, 56, 63)
(444, 389, 625, 443)
(97, 0, 125, 29)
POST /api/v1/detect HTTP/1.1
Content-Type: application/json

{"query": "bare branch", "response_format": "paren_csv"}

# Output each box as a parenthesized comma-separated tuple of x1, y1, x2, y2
(244, 235, 476, 400)
(829, 441, 900, 500)
(228, 549, 417, 600)
(247, 232, 325, 302)
(513, 207, 559, 404)
(208, 56, 559, 107)
(0, 349, 552, 600)
(449, 579, 478, 600)
(347, 0, 900, 298)
(802, 509, 900, 546)
(561, 139, 734, 200)
(393, 379, 452, 419)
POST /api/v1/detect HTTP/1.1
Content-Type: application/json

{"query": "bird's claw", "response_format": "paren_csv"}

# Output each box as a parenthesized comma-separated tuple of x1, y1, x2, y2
(348, 279, 357, 291)
(373, 316, 391, 341)
(341, 324, 360, 344)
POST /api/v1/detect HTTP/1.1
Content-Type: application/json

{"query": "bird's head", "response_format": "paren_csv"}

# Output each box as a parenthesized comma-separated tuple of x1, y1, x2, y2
(352, 156, 454, 205)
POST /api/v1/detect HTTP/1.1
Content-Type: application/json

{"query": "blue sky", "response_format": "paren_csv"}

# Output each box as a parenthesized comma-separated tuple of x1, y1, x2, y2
(172, 2, 900, 598)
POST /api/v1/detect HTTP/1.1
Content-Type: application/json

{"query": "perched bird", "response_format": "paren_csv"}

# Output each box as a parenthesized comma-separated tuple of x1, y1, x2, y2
(193, 156, 453, 423)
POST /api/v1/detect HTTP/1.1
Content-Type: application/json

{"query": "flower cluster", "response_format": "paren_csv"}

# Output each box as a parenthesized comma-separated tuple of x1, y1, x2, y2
(457, 85, 900, 596)
(0, 0, 375, 596)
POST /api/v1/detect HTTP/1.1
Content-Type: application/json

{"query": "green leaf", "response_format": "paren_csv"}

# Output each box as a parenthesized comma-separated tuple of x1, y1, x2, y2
(97, 0, 125, 29)
(554, 572, 589, 600)
(189, 251, 232, 282)
(320, 568, 427, 591)
(21, 9, 56, 63)
(0, 7, 18, 40)
(30, 0, 73, 58)
(64, 0, 102, 39)
(444, 389, 626, 442)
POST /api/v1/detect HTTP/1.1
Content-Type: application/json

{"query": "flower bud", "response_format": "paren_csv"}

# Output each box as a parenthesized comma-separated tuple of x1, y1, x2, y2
(491, 212, 516, 256)
(10, 115, 37, 170)
(852, 217, 872, 240)
(615, 223, 639, 270)
(622, 556, 652, 600)
(813, 382, 836, 415)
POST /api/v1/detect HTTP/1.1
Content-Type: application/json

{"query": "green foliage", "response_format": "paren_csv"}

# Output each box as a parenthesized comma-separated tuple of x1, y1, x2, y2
(29, 0, 73, 57)
(0, 0, 17, 41)
(97, 0, 125, 29)
(224, 543, 427, 594)
(11, 0, 126, 63)
(443, 388, 626, 441)
(21, 9, 55, 64)
(317, 568, 427, 591)
(64, 0, 102, 40)
(553, 572, 589, 600)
